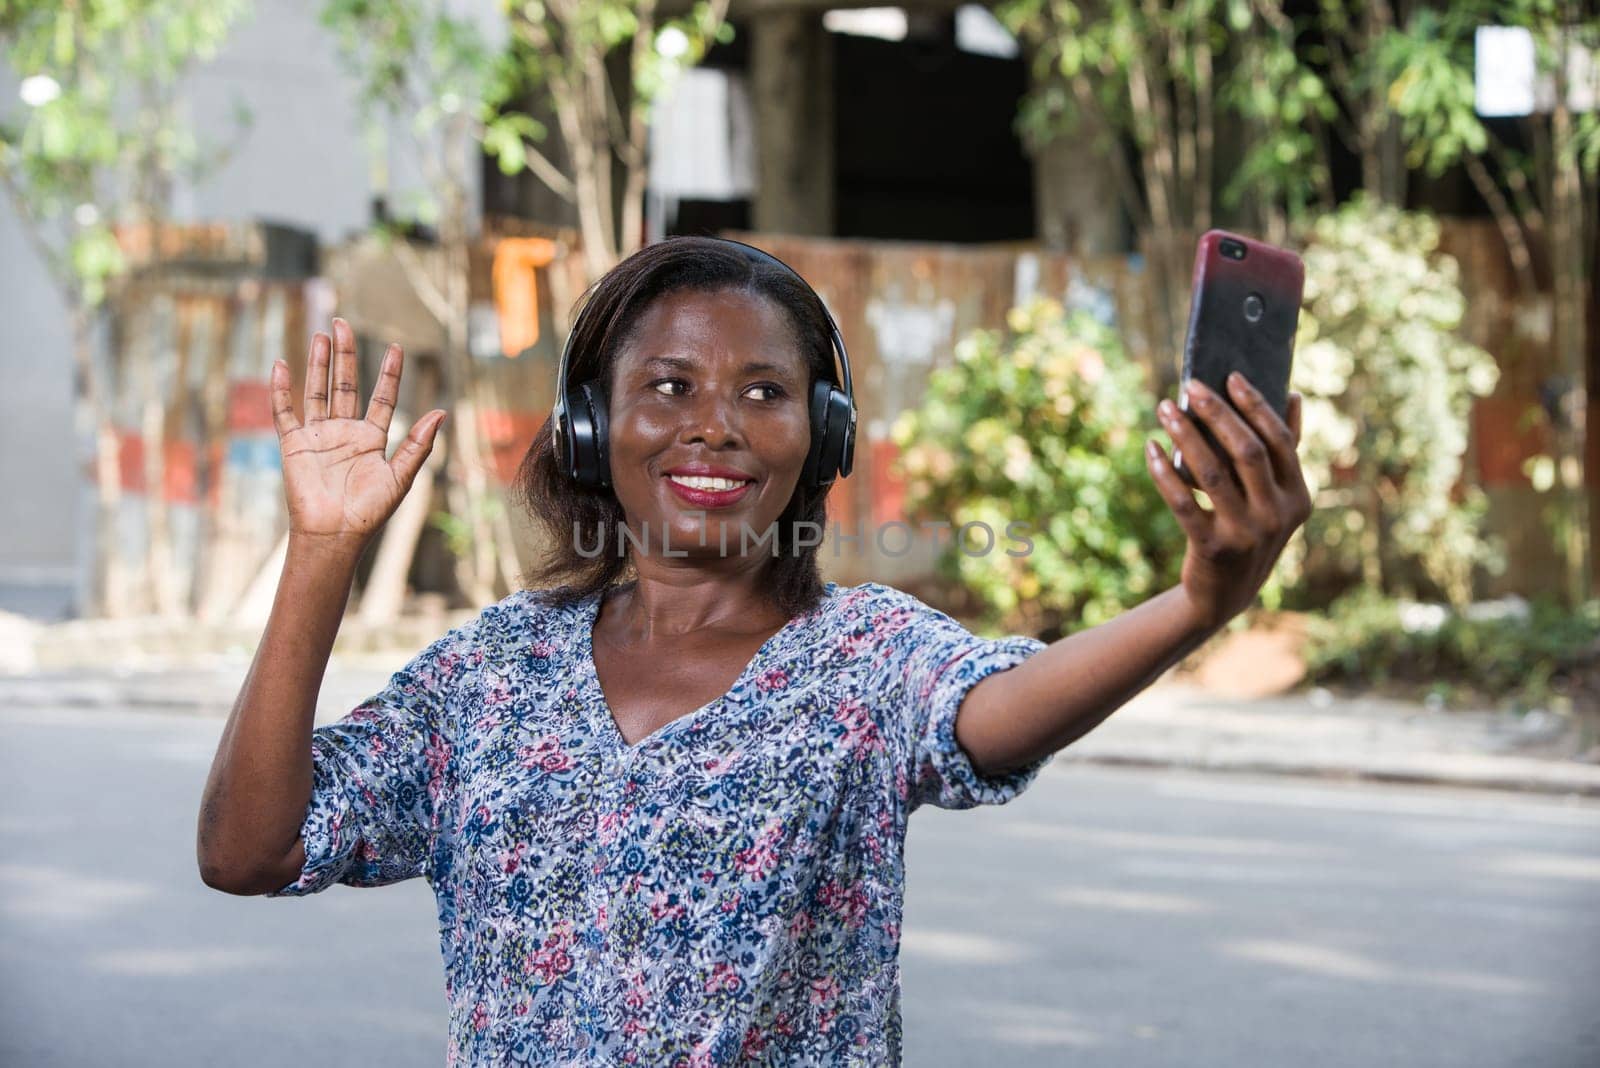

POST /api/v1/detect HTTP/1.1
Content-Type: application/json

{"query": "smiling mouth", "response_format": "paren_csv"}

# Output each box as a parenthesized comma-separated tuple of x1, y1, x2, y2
(662, 473, 757, 508)
(665, 474, 755, 492)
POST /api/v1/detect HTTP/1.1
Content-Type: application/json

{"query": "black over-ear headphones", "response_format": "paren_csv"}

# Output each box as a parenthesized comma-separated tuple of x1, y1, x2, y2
(551, 238, 856, 493)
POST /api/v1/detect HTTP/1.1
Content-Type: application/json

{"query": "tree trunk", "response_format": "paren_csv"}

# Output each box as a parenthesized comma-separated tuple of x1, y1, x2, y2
(438, 198, 503, 607)
(140, 291, 186, 617)
(1549, 90, 1591, 604)
(752, 12, 836, 238)
(70, 304, 129, 618)
(358, 357, 443, 624)
(192, 294, 234, 617)
(360, 471, 437, 624)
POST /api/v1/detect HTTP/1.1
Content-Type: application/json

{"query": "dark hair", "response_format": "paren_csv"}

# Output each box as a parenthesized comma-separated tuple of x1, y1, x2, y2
(511, 236, 841, 618)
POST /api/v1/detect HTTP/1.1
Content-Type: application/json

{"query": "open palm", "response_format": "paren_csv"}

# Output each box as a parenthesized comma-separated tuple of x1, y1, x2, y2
(270, 319, 446, 550)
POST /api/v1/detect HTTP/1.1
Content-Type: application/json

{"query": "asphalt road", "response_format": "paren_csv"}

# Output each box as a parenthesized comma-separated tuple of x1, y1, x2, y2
(2, 703, 1596, 1067)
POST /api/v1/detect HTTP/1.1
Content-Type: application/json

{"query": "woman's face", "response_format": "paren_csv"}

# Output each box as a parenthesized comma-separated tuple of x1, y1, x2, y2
(605, 287, 814, 559)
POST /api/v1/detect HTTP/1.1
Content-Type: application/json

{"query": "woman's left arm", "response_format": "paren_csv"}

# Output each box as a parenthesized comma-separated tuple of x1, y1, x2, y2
(956, 371, 1314, 777)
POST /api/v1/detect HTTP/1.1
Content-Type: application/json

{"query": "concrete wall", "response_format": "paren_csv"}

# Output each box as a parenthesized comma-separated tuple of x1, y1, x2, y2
(0, 202, 81, 619)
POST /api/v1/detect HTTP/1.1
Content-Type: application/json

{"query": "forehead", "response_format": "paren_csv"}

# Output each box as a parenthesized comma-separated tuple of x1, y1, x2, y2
(616, 288, 807, 372)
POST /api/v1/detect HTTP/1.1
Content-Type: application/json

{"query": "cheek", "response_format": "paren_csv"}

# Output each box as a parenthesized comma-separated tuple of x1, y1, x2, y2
(765, 406, 813, 462)
(610, 406, 672, 450)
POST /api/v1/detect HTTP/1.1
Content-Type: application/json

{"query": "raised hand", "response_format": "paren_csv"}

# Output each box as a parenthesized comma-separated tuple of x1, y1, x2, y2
(270, 318, 447, 553)
(1145, 371, 1313, 633)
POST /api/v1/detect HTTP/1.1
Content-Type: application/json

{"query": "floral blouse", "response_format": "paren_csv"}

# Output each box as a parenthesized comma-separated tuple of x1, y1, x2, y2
(266, 580, 1051, 1066)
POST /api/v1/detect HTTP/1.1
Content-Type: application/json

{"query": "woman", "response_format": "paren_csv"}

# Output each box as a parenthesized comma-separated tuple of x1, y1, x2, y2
(196, 236, 1311, 1065)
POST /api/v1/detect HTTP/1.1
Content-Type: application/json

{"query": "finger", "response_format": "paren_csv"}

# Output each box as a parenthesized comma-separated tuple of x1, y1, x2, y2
(330, 317, 360, 420)
(1287, 391, 1303, 446)
(1186, 378, 1276, 506)
(365, 342, 403, 433)
(1161, 395, 1248, 519)
(1145, 437, 1213, 545)
(389, 410, 447, 487)
(1225, 372, 1301, 486)
(270, 358, 302, 438)
(305, 331, 331, 422)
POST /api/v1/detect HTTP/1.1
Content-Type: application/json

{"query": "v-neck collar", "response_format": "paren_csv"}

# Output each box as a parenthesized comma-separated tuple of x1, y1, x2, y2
(577, 582, 838, 754)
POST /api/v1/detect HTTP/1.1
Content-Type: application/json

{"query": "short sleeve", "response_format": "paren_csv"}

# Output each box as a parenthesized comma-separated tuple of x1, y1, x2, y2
(860, 584, 1052, 814)
(264, 613, 484, 898)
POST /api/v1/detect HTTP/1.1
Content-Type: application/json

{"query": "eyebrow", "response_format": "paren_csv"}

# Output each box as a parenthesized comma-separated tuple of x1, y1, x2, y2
(638, 355, 797, 378)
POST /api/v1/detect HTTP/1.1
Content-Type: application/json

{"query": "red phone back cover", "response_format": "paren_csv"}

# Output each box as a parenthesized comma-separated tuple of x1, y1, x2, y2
(1180, 230, 1304, 420)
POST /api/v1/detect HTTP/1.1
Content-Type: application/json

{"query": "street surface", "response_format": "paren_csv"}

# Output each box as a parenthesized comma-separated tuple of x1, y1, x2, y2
(2, 703, 1596, 1067)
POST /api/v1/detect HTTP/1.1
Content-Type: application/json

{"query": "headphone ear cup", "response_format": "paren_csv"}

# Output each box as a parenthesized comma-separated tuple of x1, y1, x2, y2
(556, 394, 580, 483)
(804, 378, 832, 490)
(576, 378, 611, 489)
(564, 381, 596, 487)
(817, 387, 852, 487)
(584, 380, 611, 489)
(553, 407, 570, 477)
(834, 390, 856, 479)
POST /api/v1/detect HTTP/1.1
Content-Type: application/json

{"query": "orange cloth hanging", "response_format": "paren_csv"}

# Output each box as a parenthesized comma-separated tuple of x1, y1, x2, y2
(491, 237, 558, 357)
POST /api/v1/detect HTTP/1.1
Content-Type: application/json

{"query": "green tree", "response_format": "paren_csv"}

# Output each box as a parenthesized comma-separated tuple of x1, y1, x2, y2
(0, 0, 249, 616)
(319, 0, 524, 609)
(995, 0, 1329, 384)
(1227, 1, 1413, 216)
(320, 0, 731, 610)
(1000, 0, 1226, 373)
(502, 0, 732, 277)
(1373, 1, 1599, 606)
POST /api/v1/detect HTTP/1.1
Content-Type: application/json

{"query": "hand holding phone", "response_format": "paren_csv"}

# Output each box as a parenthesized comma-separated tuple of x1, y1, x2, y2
(1147, 230, 1314, 633)
(1170, 230, 1304, 491)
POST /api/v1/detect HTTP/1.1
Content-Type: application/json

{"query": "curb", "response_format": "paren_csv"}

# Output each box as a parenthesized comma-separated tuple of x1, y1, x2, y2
(1051, 750, 1600, 800)
(6, 673, 1600, 801)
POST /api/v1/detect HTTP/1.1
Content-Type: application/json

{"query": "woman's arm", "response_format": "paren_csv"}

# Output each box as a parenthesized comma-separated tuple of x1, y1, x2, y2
(195, 537, 363, 894)
(195, 320, 444, 894)
(955, 372, 1313, 776)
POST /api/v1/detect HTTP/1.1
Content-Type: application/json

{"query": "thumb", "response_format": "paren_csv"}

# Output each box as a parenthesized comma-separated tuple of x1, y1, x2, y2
(389, 410, 447, 487)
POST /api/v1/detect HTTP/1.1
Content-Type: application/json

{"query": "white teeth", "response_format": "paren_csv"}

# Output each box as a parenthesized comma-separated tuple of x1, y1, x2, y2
(669, 474, 748, 492)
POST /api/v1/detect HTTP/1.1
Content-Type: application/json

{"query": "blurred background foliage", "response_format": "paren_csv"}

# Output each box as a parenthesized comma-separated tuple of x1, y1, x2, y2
(1279, 195, 1502, 611)
(891, 195, 1595, 713)
(893, 299, 1183, 641)
(1305, 587, 1600, 717)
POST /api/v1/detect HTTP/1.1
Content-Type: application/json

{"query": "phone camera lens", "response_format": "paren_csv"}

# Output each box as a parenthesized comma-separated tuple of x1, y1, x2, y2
(1220, 239, 1247, 261)
(1243, 292, 1265, 322)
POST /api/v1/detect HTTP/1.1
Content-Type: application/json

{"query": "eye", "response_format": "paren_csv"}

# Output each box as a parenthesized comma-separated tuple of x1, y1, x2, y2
(649, 379, 787, 402)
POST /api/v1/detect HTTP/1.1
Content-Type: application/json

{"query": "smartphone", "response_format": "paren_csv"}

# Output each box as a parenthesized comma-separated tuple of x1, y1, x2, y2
(1171, 229, 1305, 491)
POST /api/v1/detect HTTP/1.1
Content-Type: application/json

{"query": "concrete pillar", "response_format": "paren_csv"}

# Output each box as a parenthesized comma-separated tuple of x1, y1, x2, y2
(1028, 108, 1129, 255)
(751, 11, 835, 236)
(1017, 29, 1128, 255)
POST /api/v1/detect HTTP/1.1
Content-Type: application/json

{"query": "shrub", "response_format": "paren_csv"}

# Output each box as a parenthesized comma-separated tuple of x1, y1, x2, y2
(1277, 196, 1504, 609)
(891, 298, 1184, 639)
(1304, 587, 1600, 712)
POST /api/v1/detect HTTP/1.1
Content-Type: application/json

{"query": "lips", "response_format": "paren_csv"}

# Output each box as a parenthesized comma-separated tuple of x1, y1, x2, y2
(663, 472, 755, 509)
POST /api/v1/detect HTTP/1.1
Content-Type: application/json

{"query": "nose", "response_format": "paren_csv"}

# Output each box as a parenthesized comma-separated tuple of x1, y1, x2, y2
(679, 388, 746, 450)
